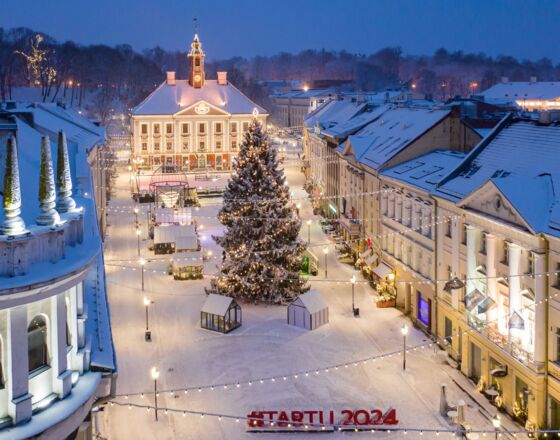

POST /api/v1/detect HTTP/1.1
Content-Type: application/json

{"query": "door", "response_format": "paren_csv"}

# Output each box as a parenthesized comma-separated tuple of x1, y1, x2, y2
(470, 342, 482, 382)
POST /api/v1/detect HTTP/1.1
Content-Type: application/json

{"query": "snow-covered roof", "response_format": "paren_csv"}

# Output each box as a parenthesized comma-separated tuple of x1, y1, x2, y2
(373, 262, 393, 279)
(155, 207, 192, 225)
(435, 117, 560, 238)
(381, 149, 466, 192)
(153, 224, 196, 244)
(172, 250, 203, 266)
(273, 89, 335, 100)
(340, 107, 451, 170)
(479, 81, 560, 104)
(201, 293, 236, 316)
(304, 99, 366, 130)
(322, 104, 391, 139)
(175, 235, 198, 251)
(291, 290, 328, 314)
(131, 80, 267, 116)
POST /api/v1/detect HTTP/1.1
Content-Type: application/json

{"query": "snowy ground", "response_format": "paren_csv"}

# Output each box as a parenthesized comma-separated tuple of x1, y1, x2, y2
(97, 150, 517, 439)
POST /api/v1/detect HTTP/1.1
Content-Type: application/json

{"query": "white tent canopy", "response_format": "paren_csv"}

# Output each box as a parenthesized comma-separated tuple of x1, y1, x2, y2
(288, 290, 329, 330)
(201, 294, 234, 316)
(154, 224, 196, 244)
(155, 207, 192, 225)
(372, 262, 392, 279)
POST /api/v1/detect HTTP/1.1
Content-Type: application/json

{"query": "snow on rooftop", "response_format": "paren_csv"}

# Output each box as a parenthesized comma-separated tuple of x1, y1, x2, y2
(153, 224, 196, 244)
(479, 81, 560, 103)
(201, 293, 236, 316)
(322, 104, 391, 139)
(381, 149, 466, 192)
(131, 80, 267, 116)
(342, 107, 451, 170)
(304, 99, 366, 130)
(294, 290, 328, 314)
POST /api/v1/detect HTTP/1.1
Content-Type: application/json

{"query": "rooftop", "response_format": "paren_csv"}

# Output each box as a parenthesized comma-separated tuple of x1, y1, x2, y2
(478, 81, 560, 104)
(131, 80, 267, 116)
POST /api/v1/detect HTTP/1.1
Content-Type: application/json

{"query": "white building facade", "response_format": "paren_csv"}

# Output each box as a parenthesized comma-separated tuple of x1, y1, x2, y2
(130, 34, 268, 172)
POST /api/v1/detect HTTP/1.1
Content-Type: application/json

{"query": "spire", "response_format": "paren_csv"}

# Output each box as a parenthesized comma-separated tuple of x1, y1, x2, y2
(36, 136, 60, 226)
(56, 130, 76, 213)
(1, 136, 26, 235)
(188, 32, 205, 88)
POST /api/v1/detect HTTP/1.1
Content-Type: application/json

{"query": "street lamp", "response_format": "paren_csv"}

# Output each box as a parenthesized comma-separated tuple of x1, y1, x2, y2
(144, 296, 153, 342)
(134, 206, 139, 227)
(401, 324, 408, 371)
(351, 275, 359, 317)
(492, 415, 500, 439)
(307, 220, 311, 244)
(323, 247, 328, 278)
(140, 258, 146, 291)
(136, 228, 141, 256)
(151, 367, 160, 421)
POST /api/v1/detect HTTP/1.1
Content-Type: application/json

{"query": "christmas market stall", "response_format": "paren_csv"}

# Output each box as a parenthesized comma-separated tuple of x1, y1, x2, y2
(200, 294, 242, 333)
(170, 251, 203, 280)
(153, 224, 196, 254)
(372, 262, 396, 307)
(287, 290, 329, 330)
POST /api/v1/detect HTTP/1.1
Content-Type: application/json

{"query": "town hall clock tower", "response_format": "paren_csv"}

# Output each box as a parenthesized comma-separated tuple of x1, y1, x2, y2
(188, 34, 205, 88)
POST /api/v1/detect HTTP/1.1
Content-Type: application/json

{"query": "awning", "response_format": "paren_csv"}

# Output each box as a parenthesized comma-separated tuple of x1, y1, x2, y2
(365, 253, 378, 266)
(477, 296, 496, 314)
(372, 262, 392, 279)
(464, 289, 485, 312)
(509, 312, 525, 330)
(359, 248, 372, 260)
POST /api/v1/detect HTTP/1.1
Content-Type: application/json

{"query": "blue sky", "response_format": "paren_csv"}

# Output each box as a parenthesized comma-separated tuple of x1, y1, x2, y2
(1, 0, 557, 62)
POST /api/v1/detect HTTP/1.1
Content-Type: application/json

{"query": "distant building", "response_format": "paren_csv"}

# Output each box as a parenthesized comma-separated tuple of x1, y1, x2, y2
(271, 89, 337, 128)
(477, 77, 560, 111)
(0, 103, 115, 438)
(130, 34, 267, 172)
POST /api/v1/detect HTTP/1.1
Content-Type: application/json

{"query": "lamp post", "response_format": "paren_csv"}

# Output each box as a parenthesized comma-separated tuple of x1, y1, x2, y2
(323, 247, 328, 278)
(401, 324, 408, 371)
(151, 367, 160, 421)
(136, 228, 141, 256)
(351, 275, 357, 316)
(134, 206, 139, 227)
(492, 415, 500, 439)
(307, 220, 311, 244)
(140, 258, 146, 291)
(144, 296, 153, 341)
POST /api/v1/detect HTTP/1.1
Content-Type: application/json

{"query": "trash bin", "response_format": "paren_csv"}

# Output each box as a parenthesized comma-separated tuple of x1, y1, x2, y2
(353, 308, 360, 317)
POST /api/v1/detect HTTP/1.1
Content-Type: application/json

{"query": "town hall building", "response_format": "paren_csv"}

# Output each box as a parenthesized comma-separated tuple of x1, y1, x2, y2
(130, 34, 268, 171)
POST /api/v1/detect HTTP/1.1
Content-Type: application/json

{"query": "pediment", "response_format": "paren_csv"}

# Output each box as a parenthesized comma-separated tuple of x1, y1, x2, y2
(176, 100, 229, 116)
(459, 181, 532, 231)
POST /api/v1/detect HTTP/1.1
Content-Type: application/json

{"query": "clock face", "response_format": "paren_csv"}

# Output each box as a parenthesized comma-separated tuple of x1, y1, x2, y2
(194, 74, 201, 82)
(194, 102, 210, 115)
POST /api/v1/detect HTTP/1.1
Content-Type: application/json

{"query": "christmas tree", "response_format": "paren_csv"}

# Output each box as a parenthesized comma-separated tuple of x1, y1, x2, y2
(207, 118, 308, 304)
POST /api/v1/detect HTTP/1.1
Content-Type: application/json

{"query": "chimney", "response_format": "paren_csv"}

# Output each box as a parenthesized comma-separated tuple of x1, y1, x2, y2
(167, 71, 176, 86)
(530, 75, 537, 83)
(217, 71, 228, 85)
(501, 76, 509, 83)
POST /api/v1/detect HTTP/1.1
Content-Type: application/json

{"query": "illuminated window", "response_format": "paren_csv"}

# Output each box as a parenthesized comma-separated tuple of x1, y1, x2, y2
(153, 124, 160, 135)
(230, 122, 237, 133)
(141, 143, 147, 151)
(28, 316, 49, 373)
(141, 124, 148, 135)
(242, 122, 249, 132)
(231, 140, 237, 151)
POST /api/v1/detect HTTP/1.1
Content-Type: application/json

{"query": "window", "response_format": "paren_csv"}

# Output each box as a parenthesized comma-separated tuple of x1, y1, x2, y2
(242, 122, 249, 132)
(461, 224, 467, 245)
(154, 142, 160, 151)
(141, 124, 148, 135)
(555, 263, 560, 288)
(141, 143, 147, 151)
(199, 141, 205, 152)
(502, 242, 509, 264)
(447, 265, 452, 281)
(556, 328, 560, 361)
(215, 123, 222, 134)
(215, 140, 222, 150)
(445, 218, 452, 238)
(28, 316, 48, 373)
(528, 252, 535, 277)
(182, 142, 189, 151)
(444, 317, 453, 344)
(231, 140, 237, 151)
(230, 122, 237, 133)
(195, 58, 200, 67)
(166, 123, 173, 134)
(480, 233, 487, 255)
(199, 123, 205, 134)
(166, 142, 173, 151)
(182, 123, 190, 135)
(153, 124, 160, 135)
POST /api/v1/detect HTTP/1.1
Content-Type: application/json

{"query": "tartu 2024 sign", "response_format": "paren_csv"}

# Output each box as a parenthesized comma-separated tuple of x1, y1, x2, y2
(246, 408, 398, 432)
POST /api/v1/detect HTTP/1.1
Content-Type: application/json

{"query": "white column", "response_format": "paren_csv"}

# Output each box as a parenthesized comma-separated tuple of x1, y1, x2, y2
(7, 305, 32, 424)
(486, 234, 498, 321)
(51, 294, 72, 398)
(508, 243, 522, 345)
(533, 252, 546, 365)
(466, 225, 478, 294)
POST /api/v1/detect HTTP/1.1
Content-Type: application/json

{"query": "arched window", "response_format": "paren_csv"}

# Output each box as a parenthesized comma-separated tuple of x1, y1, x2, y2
(28, 316, 48, 373)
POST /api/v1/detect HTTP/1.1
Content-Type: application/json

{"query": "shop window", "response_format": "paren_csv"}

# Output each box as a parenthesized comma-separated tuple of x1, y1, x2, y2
(417, 292, 431, 329)
(28, 316, 49, 373)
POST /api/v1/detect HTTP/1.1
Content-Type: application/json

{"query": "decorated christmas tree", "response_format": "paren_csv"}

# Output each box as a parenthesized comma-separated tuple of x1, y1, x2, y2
(207, 118, 308, 304)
